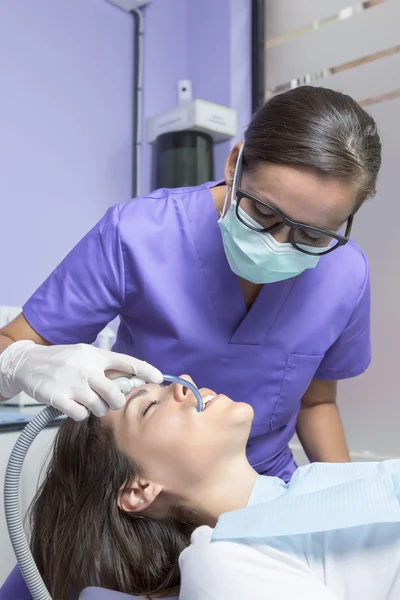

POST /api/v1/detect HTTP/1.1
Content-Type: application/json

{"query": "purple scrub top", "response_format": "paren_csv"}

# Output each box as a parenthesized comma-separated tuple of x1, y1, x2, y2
(23, 182, 371, 481)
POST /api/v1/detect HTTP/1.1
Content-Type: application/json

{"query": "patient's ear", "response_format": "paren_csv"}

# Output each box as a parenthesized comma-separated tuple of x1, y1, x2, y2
(118, 479, 163, 513)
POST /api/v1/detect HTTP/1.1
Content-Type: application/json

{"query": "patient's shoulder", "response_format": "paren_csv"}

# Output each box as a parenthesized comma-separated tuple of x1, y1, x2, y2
(179, 527, 339, 600)
(180, 525, 271, 570)
(179, 526, 266, 599)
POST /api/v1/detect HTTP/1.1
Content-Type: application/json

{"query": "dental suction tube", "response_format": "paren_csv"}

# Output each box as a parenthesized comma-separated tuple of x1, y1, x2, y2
(162, 374, 204, 411)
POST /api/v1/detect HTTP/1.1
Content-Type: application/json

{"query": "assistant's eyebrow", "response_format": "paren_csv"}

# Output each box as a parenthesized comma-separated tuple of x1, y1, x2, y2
(243, 185, 276, 207)
(246, 187, 346, 231)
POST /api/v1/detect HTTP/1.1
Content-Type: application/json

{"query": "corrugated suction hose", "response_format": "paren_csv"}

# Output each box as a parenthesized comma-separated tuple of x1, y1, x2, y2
(4, 406, 61, 600)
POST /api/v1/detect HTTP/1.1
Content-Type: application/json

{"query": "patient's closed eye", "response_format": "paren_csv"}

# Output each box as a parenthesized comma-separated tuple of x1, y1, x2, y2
(125, 388, 151, 416)
(142, 400, 159, 416)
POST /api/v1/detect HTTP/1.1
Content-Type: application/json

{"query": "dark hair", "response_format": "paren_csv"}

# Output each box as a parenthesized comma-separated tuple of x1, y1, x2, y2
(29, 415, 198, 599)
(243, 86, 382, 205)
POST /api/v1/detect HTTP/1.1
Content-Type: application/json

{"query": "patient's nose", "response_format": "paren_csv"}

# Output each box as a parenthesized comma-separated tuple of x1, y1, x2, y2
(178, 374, 195, 384)
(174, 374, 196, 403)
(173, 374, 203, 403)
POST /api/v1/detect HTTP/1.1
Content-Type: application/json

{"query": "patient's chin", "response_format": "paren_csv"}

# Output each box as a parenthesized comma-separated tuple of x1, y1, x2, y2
(231, 401, 254, 429)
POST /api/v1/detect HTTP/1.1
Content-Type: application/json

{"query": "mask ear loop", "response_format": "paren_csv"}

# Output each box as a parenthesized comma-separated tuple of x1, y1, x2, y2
(221, 143, 245, 218)
(162, 374, 204, 412)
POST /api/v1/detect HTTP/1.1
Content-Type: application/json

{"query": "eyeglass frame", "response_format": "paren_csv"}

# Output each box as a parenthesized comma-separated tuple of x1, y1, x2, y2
(232, 145, 354, 257)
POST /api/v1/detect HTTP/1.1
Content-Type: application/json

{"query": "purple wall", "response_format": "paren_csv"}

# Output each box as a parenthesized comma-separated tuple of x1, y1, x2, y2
(0, 0, 251, 306)
(141, 0, 189, 192)
(187, 0, 252, 175)
(0, 0, 136, 304)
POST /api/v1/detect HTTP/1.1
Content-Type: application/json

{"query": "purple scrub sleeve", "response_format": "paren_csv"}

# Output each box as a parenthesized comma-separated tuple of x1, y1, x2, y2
(315, 259, 371, 380)
(23, 183, 372, 479)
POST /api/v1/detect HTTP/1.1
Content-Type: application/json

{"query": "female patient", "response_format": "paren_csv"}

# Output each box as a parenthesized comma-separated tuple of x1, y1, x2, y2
(30, 378, 400, 600)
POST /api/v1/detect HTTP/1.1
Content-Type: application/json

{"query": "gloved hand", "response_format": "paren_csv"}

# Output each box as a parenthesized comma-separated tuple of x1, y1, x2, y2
(0, 340, 163, 420)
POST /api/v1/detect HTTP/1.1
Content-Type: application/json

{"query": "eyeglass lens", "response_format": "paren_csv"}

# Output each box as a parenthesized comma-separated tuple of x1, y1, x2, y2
(237, 195, 347, 255)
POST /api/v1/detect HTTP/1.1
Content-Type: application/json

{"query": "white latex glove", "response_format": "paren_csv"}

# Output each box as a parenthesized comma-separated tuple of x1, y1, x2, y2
(0, 340, 163, 420)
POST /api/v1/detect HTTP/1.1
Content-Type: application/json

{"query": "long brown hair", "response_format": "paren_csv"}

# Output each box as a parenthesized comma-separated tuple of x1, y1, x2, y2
(244, 86, 382, 205)
(29, 415, 197, 599)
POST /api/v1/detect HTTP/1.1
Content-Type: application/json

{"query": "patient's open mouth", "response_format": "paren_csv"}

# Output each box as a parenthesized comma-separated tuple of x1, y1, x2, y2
(203, 395, 217, 409)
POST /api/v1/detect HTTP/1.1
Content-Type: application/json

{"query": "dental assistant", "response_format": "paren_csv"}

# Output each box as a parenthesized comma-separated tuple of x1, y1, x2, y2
(0, 86, 381, 481)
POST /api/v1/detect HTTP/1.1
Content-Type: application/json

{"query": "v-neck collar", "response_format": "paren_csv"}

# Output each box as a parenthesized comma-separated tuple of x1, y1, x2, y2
(183, 183, 296, 345)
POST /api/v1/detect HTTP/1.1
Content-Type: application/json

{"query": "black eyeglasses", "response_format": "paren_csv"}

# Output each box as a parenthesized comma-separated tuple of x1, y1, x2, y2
(235, 191, 353, 256)
(232, 147, 354, 256)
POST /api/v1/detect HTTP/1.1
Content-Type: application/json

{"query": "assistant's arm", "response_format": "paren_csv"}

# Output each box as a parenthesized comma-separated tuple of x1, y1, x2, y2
(296, 379, 350, 463)
(0, 314, 50, 400)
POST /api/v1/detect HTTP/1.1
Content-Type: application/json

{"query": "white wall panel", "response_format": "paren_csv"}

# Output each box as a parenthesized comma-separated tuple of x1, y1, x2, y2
(264, 0, 400, 458)
(320, 50, 400, 102)
(265, 0, 358, 39)
(338, 97, 400, 456)
(266, 0, 400, 90)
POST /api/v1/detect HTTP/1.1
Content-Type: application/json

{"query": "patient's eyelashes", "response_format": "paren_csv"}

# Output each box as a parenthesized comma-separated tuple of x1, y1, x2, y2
(142, 400, 160, 417)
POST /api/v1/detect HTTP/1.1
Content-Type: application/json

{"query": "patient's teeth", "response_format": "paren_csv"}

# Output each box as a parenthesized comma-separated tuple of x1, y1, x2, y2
(203, 395, 215, 407)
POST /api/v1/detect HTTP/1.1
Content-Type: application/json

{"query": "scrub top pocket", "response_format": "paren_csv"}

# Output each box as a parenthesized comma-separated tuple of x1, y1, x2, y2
(269, 354, 324, 431)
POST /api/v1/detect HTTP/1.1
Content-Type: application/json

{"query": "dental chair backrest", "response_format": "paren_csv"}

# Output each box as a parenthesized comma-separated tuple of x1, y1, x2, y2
(2, 406, 178, 600)
(0, 566, 179, 600)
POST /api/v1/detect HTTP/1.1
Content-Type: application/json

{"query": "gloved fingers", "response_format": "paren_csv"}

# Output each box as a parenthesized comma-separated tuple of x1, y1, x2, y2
(87, 372, 127, 411)
(49, 392, 91, 421)
(68, 386, 110, 418)
(105, 369, 131, 380)
(130, 357, 163, 384)
(100, 349, 163, 384)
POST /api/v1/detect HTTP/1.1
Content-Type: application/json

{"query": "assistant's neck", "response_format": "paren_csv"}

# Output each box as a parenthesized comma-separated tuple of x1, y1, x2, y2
(210, 183, 228, 217)
(185, 459, 258, 527)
